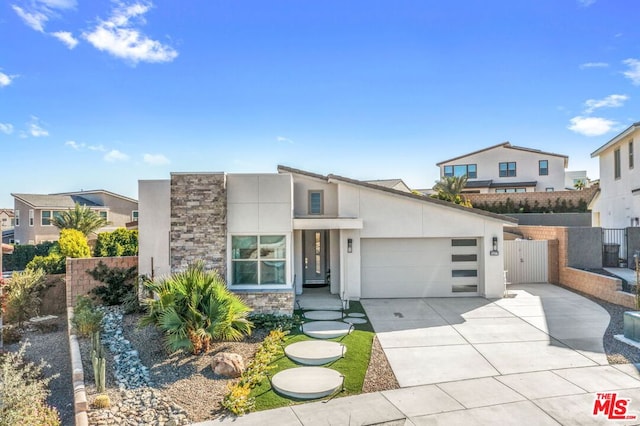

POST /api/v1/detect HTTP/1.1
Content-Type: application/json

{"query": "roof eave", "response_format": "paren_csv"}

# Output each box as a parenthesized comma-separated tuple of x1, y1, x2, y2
(591, 122, 640, 158)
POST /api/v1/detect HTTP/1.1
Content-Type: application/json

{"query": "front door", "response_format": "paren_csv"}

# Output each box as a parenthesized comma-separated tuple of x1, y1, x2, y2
(303, 230, 329, 286)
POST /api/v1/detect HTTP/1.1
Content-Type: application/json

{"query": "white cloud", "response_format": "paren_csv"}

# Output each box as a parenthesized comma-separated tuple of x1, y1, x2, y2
(584, 94, 628, 114)
(88, 144, 106, 151)
(0, 123, 14, 134)
(38, 0, 77, 8)
(579, 62, 609, 69)
(83, 1, 178, 64)
(0, 71, 16, 87)
(623, 59, 640, 85)
(143, 153, 170, 165)
(568, 116, 617, 136)
(276, 136, 294, 144)
(578, 0, 596, 6)
(65, 140, 84, 149)
(28, 116, 49, 137)
(12, 5, 49, 32)
(104, 149, 129, 162)
(52, 31, 79, 49)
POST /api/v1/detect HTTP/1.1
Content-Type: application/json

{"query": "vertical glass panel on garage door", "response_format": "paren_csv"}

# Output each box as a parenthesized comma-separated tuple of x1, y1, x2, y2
(451, 239, 479, 293)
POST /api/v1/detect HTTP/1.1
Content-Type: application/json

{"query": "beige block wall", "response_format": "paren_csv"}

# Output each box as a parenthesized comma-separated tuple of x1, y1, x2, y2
(66, 256, 138, 307)
(517, 225, 636, 308)
(467, 186, 598, 209)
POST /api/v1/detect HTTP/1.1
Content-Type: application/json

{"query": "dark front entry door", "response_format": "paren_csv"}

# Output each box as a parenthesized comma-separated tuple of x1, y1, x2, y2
(303, 230, 329, 286)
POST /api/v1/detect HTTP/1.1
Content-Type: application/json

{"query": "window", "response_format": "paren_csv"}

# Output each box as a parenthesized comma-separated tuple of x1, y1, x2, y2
(452, 254, 477, 262)
(444, 164, 477, 178)
(546, 187, 554, 192)
(495, 188, 526, 193)
(231, 235, 286, 285)
(630, 140, 634, 169)
(132, 210, 139, 222)
(29, 210, 34, 226)
(41, 210, 63, 226)
(99, 211, 108, 220)
(308, 191, 324, 215)
(499, 162, 516, 177)
(452, 270, 478, 278)
(539, 160, 549, 176)
(452, 239, 477, 247)
(452, 284, 478, 293)
(614, 148, 621, 179)
(15, 210, 19, 226)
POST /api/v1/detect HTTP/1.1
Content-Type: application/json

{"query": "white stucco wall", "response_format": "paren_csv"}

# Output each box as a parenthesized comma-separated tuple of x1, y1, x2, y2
(594, 132, 640, 228)
(335, 181, 508, 299)
(138, 180, 171, 279)
(440, 145, 566, 192)
(227, 174, 294, 287)
(291, 174, 339, 217)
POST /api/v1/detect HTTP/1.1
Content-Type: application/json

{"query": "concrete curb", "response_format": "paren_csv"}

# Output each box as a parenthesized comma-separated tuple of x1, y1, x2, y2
(67, 307, 89, 426)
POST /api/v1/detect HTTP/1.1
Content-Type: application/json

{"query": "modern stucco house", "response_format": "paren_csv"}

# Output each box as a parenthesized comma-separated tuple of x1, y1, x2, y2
(590, 122, 640, 228)
(138, 166, 516, 314)
(437, 142, 569, 193)
(11, 190, 138, 244)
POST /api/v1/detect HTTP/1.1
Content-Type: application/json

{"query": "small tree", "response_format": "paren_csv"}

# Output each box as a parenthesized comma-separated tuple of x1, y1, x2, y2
(5, 268, 46, 327)
(94, 228, 138, 257)
(58, 229, 91, 259)
(51, 203, 110, 236)
(431, 176, 472, 207)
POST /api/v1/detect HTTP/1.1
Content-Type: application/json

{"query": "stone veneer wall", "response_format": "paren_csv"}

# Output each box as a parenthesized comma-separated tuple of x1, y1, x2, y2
(66, 257, 138, 307)
(170, 173, 227, 276)
(517, 226, 636, 308)
(236, 290, 295, 315)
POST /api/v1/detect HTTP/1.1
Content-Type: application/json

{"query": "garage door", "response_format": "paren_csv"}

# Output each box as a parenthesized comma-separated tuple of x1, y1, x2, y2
(360, 238, 480, 298)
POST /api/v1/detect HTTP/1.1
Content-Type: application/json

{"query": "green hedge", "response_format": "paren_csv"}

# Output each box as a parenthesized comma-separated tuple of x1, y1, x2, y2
(2, 242, 55, 272)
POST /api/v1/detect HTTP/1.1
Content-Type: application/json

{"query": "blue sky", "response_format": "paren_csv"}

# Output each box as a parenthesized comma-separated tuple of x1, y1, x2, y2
(1, 0, 639, 208)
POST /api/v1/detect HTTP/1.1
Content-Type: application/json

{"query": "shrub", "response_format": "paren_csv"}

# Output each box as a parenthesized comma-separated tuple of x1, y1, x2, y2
(4, 269, 47, 327)
(248, 313, 302, 331)
(72, 296, 103, 337)
(141, 262, 254, 355)
(87, 261, 138, 307)
(58, 229, 91, 258)
(2, 242, 55, 272)
(0, 342, 61, 426)
(26, 252, 65, 275)
(94, 228, 138, 257)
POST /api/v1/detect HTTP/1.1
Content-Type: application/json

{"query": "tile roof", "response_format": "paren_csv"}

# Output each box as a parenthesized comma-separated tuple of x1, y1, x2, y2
(11, 193, 102, 208)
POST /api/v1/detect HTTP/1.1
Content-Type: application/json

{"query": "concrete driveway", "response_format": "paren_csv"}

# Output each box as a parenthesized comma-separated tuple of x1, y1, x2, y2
(359, 283, 640, 425)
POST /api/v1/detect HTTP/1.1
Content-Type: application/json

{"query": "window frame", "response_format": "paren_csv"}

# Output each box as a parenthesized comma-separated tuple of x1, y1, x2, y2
(230, 235, 288, 287)
(41, 210, 63, 226)
(29, 209, 34, 227)
(444, 164, 477, 179)
(132, 210, 139, 222)
(308, 190, 324, 215)
(14, 210, 19, 227)
(630, 140, 634, 169)
(539, 160, 549, 176)
(499, 162, 517, 177)
(614, 148, 621, 179)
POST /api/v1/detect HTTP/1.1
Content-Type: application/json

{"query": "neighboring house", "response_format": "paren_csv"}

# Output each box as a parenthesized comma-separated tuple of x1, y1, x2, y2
(564, 170, 591, 190)
(436, 142, 569, 193)
(11, 190, 138, 244)
(138, 166, 516, 314)
(2, 229, 14, 244)
(365, 179, 412, 193)
(0, 209, 14, 230)
(590, 122, 640, 228)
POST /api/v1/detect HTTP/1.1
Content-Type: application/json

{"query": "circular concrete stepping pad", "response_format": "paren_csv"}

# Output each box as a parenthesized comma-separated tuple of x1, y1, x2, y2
(304, 310, 344, 321)
(301, 321, 353, 339)
(271, 367, 344, 399)
(285, 340, 346, 365)
(346, 312, 366, 318)
(343, 317, 368, 325)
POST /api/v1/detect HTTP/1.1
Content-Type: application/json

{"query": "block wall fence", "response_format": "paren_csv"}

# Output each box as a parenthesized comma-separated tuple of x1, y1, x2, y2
(65, 256, 138, 307)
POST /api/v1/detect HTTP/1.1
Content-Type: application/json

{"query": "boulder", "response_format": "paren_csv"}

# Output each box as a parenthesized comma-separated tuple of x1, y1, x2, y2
(211, 352, 244, 378)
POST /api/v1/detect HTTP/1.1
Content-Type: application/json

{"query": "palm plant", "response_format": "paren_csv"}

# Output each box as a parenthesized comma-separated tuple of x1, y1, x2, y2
(433, 175, 468, 201)
(141, 262, 253, 355)
(51, 203, 110, 236)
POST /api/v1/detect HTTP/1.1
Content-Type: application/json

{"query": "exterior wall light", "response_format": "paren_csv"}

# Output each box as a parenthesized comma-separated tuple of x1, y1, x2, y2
(490, 236, 499, 256)
(347, 238, 353, 253)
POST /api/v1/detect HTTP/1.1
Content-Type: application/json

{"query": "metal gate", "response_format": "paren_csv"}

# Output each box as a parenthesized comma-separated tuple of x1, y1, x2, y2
(504, 240, 548, 284)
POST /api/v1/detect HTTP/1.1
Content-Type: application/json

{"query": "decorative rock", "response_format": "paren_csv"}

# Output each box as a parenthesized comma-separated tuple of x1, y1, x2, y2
(211, 352, 245, 378)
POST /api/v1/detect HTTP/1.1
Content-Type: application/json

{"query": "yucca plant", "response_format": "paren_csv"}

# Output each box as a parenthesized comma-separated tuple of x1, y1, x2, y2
(141, 262, 254, 355)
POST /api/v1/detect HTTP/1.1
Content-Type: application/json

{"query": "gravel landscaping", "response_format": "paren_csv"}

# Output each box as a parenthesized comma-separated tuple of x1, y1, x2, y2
(6, 285, 638, 425)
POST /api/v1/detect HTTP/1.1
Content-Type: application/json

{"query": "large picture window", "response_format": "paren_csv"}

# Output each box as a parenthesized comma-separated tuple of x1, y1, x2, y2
(231, 235, 286, 285)
(444, 164, 477, 178)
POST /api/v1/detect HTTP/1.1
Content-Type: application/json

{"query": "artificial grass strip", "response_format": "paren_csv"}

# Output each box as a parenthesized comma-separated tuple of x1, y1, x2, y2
(251, 301, 374, 412)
